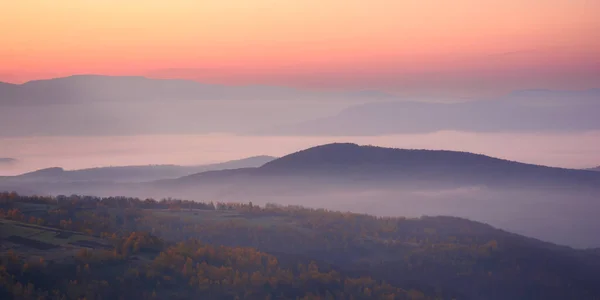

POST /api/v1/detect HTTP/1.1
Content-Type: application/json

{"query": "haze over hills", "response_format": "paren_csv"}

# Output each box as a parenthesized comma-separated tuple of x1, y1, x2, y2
(2, 143, 599, 248)
(3, 1, 599, 298)
(149, 144, 600, 248)
(0, 75, 357, 105)
(0, 75, 360, 136)
(1, 75, 599, 136)
(6, 155, 275, 183)
(263, 90, 600, 135)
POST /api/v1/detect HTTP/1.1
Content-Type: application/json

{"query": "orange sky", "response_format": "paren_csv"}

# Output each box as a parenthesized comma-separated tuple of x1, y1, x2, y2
(1, 0, 599, 95)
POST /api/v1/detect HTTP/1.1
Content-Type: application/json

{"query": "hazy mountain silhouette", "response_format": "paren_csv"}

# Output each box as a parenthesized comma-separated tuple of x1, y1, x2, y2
(0, 75, 378, 136)
(2, 75, 599, 136)
(261, 90, 600, 135)
(0, 82, 18, 91)
(589, 166, 600, 171)
(508, 88, 600, 99)
(10, 155, 275, 183)
(167, 143, 600, 189)
(3, 143, 598, 195)
(0, 75, 390, 106)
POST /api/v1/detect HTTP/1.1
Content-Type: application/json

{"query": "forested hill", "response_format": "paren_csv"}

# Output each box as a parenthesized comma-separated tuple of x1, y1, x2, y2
(2, 193, 600, 299)
(172, 143, 600, 188)
(259, 143, 593, 177)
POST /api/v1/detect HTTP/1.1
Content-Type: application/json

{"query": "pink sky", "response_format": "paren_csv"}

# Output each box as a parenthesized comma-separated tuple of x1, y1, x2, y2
(1, 0, 599, 96)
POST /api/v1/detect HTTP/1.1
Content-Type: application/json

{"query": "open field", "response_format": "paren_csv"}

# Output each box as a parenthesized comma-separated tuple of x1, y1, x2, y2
(150, 208, 295, 226)
(0, 218, 112, 256)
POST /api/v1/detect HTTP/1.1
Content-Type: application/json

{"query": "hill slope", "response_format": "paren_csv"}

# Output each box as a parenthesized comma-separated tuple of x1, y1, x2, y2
(2, 193, 600, 299)
(13, 155, 275, 183)
(174, 143, 600, 188)
(151, 143, 600, 248)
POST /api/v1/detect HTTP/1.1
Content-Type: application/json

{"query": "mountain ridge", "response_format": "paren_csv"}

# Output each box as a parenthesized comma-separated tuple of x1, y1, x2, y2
(0, 74, 392, 106)
(12, 155, 275, 183)
(161, 143, 600, 191)
(2, 75, 600, 136)
(259, 91, 600, 135)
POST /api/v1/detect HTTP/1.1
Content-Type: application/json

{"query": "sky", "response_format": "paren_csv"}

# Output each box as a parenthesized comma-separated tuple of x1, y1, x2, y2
(1, 0, 599, 96)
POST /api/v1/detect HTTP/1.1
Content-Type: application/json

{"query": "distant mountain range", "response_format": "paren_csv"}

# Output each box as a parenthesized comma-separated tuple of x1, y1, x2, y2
(2, 143, 598, 195)
(261, 90, 600, 135)
(0, 75, 396, 105)
(1, 75, 599, 136)
(588, 166, 600, 171)
(0, 75, 370, 136)
(9, 155, 275, 183)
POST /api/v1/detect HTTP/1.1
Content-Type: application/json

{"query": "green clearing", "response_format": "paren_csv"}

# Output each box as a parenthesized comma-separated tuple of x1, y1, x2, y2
(0, 220, 46, 239)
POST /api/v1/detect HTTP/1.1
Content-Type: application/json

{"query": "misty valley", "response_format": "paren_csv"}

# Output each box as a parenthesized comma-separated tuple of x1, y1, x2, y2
(3, 1, 600, 297)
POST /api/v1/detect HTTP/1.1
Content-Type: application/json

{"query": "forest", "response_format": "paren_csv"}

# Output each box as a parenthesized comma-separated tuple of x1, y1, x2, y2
(1, 192, 600, 300)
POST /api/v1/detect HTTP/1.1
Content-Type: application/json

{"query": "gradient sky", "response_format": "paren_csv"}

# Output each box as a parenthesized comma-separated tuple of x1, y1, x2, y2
(1, 0, 599, 95)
